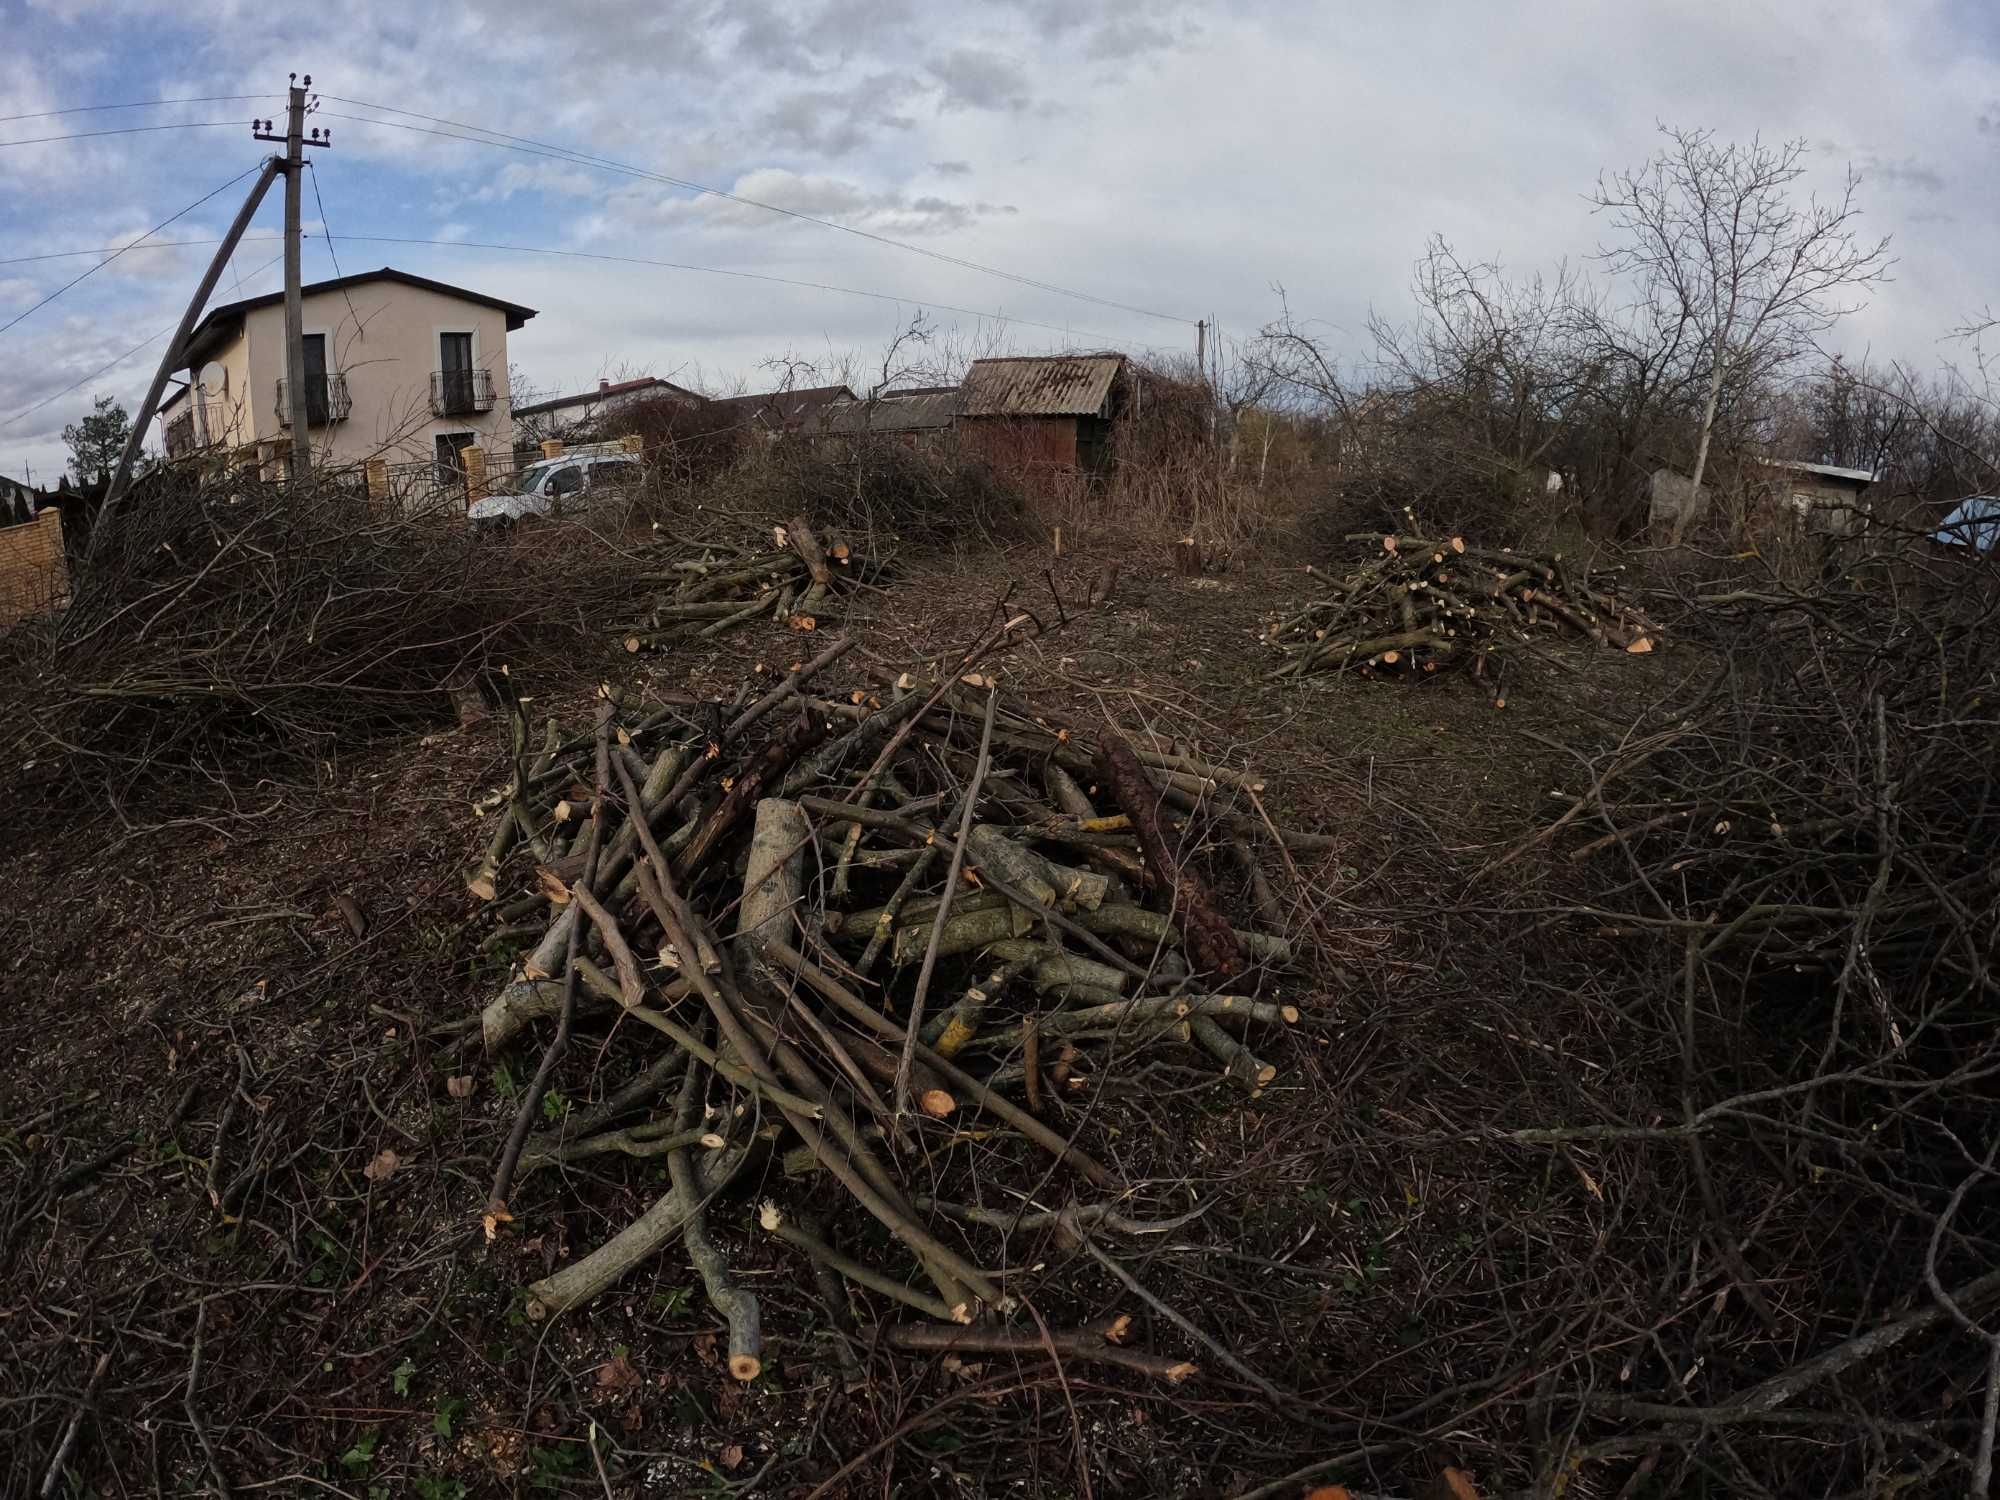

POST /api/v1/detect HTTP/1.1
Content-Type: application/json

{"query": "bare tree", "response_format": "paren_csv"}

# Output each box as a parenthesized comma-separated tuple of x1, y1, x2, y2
(1592, 127, 1893, 541)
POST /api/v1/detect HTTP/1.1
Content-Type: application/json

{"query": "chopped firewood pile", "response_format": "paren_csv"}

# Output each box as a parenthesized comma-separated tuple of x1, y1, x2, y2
(1266, 532, 1658, 685)
(618, 515, 888, 650)
(465, 627, 1329, 1381)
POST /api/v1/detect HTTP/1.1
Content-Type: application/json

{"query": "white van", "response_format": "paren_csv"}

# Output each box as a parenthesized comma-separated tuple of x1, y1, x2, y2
(467, 453, 642, 527)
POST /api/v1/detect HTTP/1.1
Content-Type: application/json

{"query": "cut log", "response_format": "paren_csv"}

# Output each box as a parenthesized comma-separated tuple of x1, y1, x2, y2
(786, 514, 833, 587)
(1091, 732, 1246, 981)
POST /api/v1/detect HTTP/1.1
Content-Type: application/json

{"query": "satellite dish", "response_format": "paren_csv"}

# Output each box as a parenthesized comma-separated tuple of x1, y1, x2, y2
(197, 362, 227, 396)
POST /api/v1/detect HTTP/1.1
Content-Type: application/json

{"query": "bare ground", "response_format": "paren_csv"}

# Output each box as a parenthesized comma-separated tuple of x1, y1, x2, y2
(1, 536, 1682, 1499)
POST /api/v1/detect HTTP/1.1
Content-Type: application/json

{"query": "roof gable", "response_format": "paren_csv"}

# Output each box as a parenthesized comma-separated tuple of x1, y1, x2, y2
(183, 268, 537, 366)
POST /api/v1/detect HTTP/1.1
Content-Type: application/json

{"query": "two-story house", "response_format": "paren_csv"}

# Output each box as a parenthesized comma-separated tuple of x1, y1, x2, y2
(158, 268, 537, 479)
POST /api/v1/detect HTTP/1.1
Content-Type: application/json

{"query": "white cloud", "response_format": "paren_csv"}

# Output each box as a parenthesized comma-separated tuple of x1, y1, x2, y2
(2, 0, 1997, 485)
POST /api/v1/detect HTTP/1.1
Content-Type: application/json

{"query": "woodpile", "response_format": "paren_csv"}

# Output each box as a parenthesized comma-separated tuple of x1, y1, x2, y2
(466, 627, 1326, 1378)
(617, 515, 887, 651)
(1266, 533, 1658, 684)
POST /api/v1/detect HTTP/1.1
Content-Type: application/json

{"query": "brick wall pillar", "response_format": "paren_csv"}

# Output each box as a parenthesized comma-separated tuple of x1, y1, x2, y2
(540, 439, 564, 460)
(460, 445, 488, 506)
(365, 457, 389, 506)
(619, 435, 643, 455)
(0, 507, 69, 628)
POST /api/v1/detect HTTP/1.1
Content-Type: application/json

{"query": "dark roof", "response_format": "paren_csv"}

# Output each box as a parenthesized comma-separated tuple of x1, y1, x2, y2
(182, 268, 538, 366)
(961, 355, 1124, 418)
(708, 384, 857, 431)
(819, 388, 962, 435)
(512, 376, 702, 419)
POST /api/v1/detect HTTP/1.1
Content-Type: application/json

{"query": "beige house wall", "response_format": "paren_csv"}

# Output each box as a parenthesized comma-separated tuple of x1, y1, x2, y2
(182, 281, 516, 468)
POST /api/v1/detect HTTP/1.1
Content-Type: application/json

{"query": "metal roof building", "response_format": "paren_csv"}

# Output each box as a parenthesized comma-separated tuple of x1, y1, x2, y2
(959, 356, 1125, 418)
(818, 387, 962, 436)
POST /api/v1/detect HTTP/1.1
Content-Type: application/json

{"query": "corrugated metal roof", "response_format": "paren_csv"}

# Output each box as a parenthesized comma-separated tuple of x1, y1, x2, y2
(1768, 459, 1877, 485)
(960, 355, 1124, 418)
(708, 384, 857, 430)
(820, 388, 962, 434)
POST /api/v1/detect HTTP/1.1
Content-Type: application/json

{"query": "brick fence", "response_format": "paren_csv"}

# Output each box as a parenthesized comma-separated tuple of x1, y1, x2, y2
(0, 507, 67, 629)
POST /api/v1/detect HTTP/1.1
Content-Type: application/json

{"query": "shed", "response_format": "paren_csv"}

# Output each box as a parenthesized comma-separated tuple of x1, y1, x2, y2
(957, 355, 1126, 481)
(815, 387, 962, 445)
(708, 384, 857, 435)
(1761, 459, 1876, 536)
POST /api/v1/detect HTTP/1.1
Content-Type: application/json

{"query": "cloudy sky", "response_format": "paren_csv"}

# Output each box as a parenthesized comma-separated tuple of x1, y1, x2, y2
(2, 0, 1996, 485)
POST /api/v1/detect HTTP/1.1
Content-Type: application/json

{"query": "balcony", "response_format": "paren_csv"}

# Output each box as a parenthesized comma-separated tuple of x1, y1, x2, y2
(275, 372, 352, 428)
(431, 367, 496, 417)
(162, 400, 231, 458)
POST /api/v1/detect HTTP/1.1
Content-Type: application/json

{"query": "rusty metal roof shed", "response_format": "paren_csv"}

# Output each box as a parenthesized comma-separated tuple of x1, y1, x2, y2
(960, 355, 1125, 418)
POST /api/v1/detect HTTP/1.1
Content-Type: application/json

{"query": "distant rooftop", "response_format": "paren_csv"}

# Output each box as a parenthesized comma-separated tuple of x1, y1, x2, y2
(1767, 459, 1877, 486)
(512, 375, 702, 419)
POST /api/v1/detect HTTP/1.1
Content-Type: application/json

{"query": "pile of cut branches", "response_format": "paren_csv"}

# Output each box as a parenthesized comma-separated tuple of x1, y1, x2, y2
(1501, 542, 2000, 1495)
(466, 622, 1328, 1382)
(617, 514, 887, 650)
(1, 471, 619, 805)
(1266, 532, 1658, 684)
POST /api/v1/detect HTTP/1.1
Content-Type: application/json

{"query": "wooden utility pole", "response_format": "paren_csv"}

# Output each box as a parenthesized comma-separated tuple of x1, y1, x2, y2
(256, 75, 329, 479)
(91, 154, 284, 555)
(1195, 318, 1206, 374)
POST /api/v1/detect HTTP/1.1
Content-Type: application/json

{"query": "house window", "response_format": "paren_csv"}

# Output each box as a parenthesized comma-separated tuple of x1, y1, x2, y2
(435, 431, 476, 483)
(439, 332, 474, 413)
(304, 333, 330, 426)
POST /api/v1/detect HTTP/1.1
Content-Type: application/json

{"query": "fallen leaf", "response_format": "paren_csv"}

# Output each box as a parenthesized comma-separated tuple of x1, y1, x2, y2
(597, 1353, 641, 1394)
(720, 1444, 744, 1471)
(364, 1149, 401, 1183)
(446, 1074, 476, 1100)
(692, 1330, 719, 1365)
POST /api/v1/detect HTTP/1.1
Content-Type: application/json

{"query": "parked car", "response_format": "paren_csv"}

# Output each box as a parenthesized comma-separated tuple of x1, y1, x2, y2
(467, 453, 642, 527)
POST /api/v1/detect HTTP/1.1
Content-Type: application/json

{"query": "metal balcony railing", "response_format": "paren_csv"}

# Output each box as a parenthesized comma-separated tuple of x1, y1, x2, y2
(275, 372, 351, 427)
(430, 367, 495, 417)
(162, 400, 232, 458)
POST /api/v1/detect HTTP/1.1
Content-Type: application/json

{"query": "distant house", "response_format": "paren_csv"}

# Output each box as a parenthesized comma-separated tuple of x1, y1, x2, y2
(0, 472, 37, 525)
(957, 355, 1127, 484)
(1761, 459, 1875, 536)
(161, 267, 536, 479)
(812, 386, 962, 447)
(511, 375, 703, 452)
(708, 384, 857, 435)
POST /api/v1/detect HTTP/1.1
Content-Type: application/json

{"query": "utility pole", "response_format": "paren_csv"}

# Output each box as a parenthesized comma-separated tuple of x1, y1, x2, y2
(91, 154, 284, 555)
(1196, 318, 1206, 375)
(255, 74, 329, 480)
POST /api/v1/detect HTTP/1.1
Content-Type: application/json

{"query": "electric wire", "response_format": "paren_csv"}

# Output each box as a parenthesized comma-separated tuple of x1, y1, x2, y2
(316, 98, 1193, 326)
(0, 163, 265, 338)
(0, 95, 273, 125)
(0, 252, 285, 432)
(321, 233, 1177, 352)
(0, 122, 250, 149)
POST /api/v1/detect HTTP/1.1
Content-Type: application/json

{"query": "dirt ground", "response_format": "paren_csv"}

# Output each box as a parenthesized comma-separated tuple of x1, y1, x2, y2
(1, 535, 1684, 1499)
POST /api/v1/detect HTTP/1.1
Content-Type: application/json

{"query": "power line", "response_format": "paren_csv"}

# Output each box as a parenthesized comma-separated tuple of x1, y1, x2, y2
(0, 163, 265, 338)
(0, 252, 285, 432)
(0, 240, 277, 266)
(316, 99, 1194, 327)
(0, 122, 248, 149)
(321, 233, 1181, 352)
(305, 161, 366, 342)
(0, 95, 274, 125)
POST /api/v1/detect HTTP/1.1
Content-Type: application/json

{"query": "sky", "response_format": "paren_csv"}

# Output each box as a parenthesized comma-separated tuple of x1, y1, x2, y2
(2, 0, 1997, 485)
